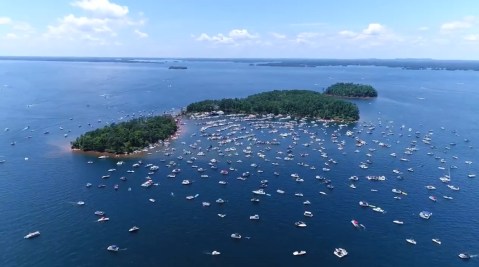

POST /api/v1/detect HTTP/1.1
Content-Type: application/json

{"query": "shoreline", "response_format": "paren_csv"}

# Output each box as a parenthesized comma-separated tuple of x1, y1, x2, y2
(70, 116, 186, 159)
(324, 94, 377, 100)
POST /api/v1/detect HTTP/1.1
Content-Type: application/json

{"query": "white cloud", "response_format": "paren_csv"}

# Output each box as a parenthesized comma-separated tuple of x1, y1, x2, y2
(294, 32, 320, 44)
(464, 34, 479, 41)
(270, 32, 287, 39)
(362, 23, 385, 35)
(338, 30, 356, 38)
(71, 0, 129, 18)
(134, 29, 148, 38)
(441, 16, 476, 32)
(195, 29, 257, 45)
(418, 26, 429, 31)
(47, 14, 113, 37)
(0, 17, 12, 25)
(4, 33, 18, 39)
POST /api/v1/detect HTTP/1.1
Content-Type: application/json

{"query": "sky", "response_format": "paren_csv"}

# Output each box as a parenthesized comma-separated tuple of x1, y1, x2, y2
(1, 0, 479, 59)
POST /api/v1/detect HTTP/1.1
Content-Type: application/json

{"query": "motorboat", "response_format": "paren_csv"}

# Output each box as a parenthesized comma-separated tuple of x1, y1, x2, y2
(24, 231, 40, 239)
(425, 185, 436, 190)
(219, 180, 227, 185)
(458, 253, 471, 260)
(129, 226, 139, 232)
(77, 201, 85, 206)
(293, 250, 307, 256)
(334, 248, 348, 258)
(218, 213, 226, 218)
(107, 245, 119, 252)
(295, 221, 307, 228)
(230, 233, 241, 239)
(432, 238, 441, 245)
(85, 183, 92, 188)
(359, 201, 369, 207)
(372, 207, 385, 213)
(149, 198, 156, 203)
(97, 217, 110, 222)
(252, 189, 266, 195)
(276, 189, 285, 194)
(250, 198, 260, 203)
(216, 198, 225, 204)
(406, 239, 417, 245)
(304, 211, 313, 217)
(294, 192, 304, 197)
(303, 200, 311, 205)
(211, 250, 221, 256)
(443, 195, 453, 200)
(182, 180, 192, 185)
(202, 202, 211, 207)
(249, 214, 260, 220)
(351, 219, 360, 228)
(94, 211, 105, 216)
(447, 185, 460, 191)
(393, 220, 404, 225)
(419, 211, 432, 219)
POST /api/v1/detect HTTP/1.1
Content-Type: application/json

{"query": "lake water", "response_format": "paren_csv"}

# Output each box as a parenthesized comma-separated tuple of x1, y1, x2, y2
(0, 59, 478, 267)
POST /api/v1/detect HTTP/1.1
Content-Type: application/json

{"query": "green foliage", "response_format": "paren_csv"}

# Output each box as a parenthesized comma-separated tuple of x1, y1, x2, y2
(71, 115, 178, 154)
(324, 83, 378, 98)
(186, 90, 359, 121)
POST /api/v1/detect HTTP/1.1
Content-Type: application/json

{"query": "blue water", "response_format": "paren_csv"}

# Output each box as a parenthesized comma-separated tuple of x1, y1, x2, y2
(0, 59, 478, 267)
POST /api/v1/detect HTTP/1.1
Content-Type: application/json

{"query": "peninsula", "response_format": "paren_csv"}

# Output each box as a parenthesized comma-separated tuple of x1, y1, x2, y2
(324, 83, 378, 98)
(71, 115, 178, 154)
(186, 89, 359, 121)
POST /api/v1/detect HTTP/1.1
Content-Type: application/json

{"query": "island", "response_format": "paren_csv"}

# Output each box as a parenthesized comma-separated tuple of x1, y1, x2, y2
(71, 115, 178, 154)
(324, 83, 378, 98)
(168, 66, 188, 70)
(186, 89, 359, 122)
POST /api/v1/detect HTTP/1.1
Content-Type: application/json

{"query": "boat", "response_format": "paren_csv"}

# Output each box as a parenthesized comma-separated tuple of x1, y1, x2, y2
(252, 189, 266, 195)
(107, 245, 119, 252)
(129, 226, 139, 232)
(425, 185, 436, 190)
(334, 248, 348, 258)
(359, 201, 369, 207)
(350, 184, 356, 189)
(97, 217, 110, 222)
(293, 250, 307, 256)
(429, 196, 437, 202)
(24, 231, 40, 239)
(443, 195, 454, 200)
(149, 198, 156, 203)
(351, 219, 360, 228)
(303, 200, 311, 205)
(216, 198, 225, 204)
(372, 207, 385, 213)
(393, 220, 404, 225)
(114, 184, 119, 190)
(295, 221, 307, 228)
(202, 202, 211, 207)
(211, 250, 221, 256)
(85, 183, 92, 188)
(447, 185, 460, 191)
(406, 239, 417, 245)
(304, 211, 313, 217)
(432, 238, 441, 245)
(249, 214, 260, 220)
(218, 213, 226, 218)
(230, 233, 241, 239)
(181, 179, 192, 185)
(250, 198, 260, 203)
(458, 253, 471, 260)
(94, 211, 105, 216)
(419, 211, 432, 219)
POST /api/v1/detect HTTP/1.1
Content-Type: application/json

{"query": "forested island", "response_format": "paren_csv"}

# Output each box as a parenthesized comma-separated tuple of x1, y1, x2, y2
(71, 115, 178, 154)
(324, 83, 378, 98)
(186, 90, 359, 121)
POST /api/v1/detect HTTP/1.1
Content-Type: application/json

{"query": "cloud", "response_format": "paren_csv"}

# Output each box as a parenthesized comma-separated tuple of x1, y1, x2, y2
(338, 23, 391, 40)
(195, 29, 257, 45)
(46, 14, 113, 38)
(362, 23, 385, 35)
(441, 16, 476, 32)
(134, 29, 148, 38)
(71, 0, 129, 18)
(418, 26, 429, 31)
(270, 32, 287, 39)
(464, 34, 479, 41)
(0, 17, 12, 25)
(4, 33, 18, 40)
(294, 32, 320, 44)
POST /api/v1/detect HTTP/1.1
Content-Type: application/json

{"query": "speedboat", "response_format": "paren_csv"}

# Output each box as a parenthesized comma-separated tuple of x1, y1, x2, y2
(443, 195, 453, 200)
(393, 220, 404, 225)
(419, 211, 432, 219)
(249, 214, 260, 220)
(97, 217, 110, 222)
(295, 221, 307, 228)
(425, 185, 436, 190)
(447, 185, 460, 191)
(351, 219, 360, 228)
(406, 239, 417, 245)
(211, 250, 221, 256)
(304, 211, 313, 217)
(303, 200, 311, 205)
(230, 233, 241, 239)
(107, 245, 119, 252)
(216, 198, 225, 204)
(293, 250, 306, 256)
(218, 213, 226, 218)
(94, 211, 105, 216)
(432, 238, 441, 245)
(252, 189, 266, 195)
(334, 248, 348, 258)
(359, 201, 369, 207)
(372, 207, 385, 213)
(149, 198, 156, 202)
(24, 231, 40, 239)
(250, 198, 260, 203)
(429, 196, 437, 202)
(294, 192, 304, 197)
(202, 202, 211, 207)
(129, 226, 139, 232)
(458, 253, 471, 260)
(85, 183, 92, 188)
(77, 201, 85, 206)
(276, 189, 285, 194)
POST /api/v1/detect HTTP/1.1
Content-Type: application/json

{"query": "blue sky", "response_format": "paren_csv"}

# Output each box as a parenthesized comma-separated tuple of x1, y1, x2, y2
(1, 0, 478, 59)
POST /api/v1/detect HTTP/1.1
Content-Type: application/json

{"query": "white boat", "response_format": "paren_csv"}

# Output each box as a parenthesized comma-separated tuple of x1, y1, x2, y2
(94, 211, 105, 216)
(202, 202, 210, 207)
(406, 239, 417, 245)
(77, 201, 85, 206)
(24, 231, 40, 239)
(293, 250, 307, 256)
(218, 213, 226, 218)
(216, 198, 225, 204)
(443, 195, 453, 200)
(350, 184, 356, 189)
(432, 238, 441, 245)
(107, 245, 119, 252)
(425, 185, 436, 190)
(211, 250, 221, 256)
(429, 196, 437, 202)
(351, 219, 360, 228)
(447, 185, 460, 191)
(276, 189, 285, 194)
(419, 211, 432, 219)
(372, 207, 385, 213)
(304, 211, 313, 217)
(393, 220, 404, 225)
(294, 192, 304, 197)
(129, 226, 139, 232)
(97, 217, 110, 222)
(230, 233, 241, 239)
(249, 214, 260, 220)
(303, 200, 311, 205)
(359, 201, 369, 207)
(252, 189, 266, 195)
(149, 198, 156, 203)
(334, 248, 348, 258)
(295, 221, 307, 228)
(458, 253, 471, 260)
(181, 179, 192, 185)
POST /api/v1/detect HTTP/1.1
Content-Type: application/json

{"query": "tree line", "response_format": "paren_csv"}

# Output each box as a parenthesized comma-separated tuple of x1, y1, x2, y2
(71, 115, 178, 154)
(186, 90, 359, 121)
(324, 83, 378, 97)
